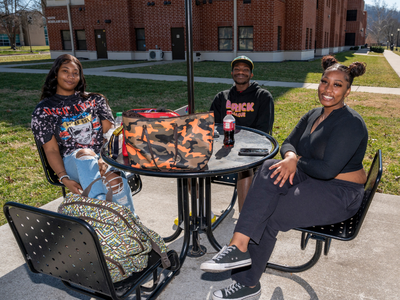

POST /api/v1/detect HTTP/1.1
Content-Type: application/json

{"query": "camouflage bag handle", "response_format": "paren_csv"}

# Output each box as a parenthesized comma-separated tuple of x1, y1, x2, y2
(123, 111, 215, 171)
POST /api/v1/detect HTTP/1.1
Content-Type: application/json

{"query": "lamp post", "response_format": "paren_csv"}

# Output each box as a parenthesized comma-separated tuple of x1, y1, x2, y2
(397, 28, 399, 50)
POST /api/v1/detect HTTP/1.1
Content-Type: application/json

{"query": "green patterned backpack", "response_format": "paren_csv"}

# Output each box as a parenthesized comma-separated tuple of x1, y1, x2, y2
(58, 178, 170, 283)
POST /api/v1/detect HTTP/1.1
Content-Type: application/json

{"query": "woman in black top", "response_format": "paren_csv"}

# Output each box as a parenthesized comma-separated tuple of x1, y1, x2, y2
(200, 56, 368, 300)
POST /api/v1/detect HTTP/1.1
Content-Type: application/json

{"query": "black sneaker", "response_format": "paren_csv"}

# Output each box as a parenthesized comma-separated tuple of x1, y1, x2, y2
(200, 245, 252, 273)
(212, 281, 261, 300)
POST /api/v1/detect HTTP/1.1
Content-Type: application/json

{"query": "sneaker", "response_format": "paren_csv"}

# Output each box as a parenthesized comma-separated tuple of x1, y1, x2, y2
(200, 245, 251, 273)
(212, 281, 261, 300)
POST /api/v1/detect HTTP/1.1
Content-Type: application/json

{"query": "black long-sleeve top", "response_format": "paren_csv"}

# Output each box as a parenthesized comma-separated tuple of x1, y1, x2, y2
(280, 105, 368, 180)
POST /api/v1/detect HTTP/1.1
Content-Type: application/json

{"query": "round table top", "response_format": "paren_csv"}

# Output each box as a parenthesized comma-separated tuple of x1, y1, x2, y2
(101, 124, 279, 178)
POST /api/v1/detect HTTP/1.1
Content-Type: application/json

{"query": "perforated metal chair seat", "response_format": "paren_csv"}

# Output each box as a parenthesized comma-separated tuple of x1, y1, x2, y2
(4, 202, 179, 300)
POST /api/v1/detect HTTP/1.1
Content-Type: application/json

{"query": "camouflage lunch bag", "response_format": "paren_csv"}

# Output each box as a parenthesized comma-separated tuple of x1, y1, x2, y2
(122, 110, 215, 171)
(58, 178, 170, 283)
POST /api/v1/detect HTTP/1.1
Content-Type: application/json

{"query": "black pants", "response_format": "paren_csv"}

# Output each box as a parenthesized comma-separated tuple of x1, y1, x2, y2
(231, 159, 364, 286)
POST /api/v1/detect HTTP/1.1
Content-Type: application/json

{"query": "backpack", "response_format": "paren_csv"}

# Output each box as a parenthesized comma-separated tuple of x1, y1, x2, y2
(58, 183, 170, 283)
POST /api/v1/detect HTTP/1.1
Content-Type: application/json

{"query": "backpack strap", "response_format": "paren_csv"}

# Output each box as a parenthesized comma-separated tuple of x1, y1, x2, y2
(149, 240, 171, 269)
(81, 177, 113, 202)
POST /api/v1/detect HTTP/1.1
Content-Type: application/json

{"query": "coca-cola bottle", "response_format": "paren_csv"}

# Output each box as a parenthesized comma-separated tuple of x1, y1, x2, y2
(223, 110, 235, 147)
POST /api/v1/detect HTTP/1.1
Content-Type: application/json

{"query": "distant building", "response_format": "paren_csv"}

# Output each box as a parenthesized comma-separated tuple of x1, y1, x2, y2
(0, 12, 48, 47)
(45, 0, 367, 62)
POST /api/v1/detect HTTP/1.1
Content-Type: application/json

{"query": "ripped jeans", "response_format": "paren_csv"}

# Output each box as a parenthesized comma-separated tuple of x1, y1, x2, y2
(63, 149, 135, 214)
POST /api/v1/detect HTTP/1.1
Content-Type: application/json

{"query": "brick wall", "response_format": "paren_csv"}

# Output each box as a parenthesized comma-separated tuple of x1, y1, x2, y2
(346, 0, 366, 46)
(45, 0, 366, 56)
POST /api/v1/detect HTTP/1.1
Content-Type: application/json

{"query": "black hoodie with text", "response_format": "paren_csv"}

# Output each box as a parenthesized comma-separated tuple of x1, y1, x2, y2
(210, 82, 274, 134)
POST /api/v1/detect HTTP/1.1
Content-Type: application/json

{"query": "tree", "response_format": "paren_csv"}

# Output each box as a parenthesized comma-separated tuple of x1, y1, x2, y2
(366, 0, 399, 45)
(0, 0, 42, 49)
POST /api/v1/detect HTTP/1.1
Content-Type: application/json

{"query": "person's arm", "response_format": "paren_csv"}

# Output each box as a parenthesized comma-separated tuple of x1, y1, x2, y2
(102, 119, 113, 133)
(42, 136, 83, 194)
(210, 93, 223, 123)
(254, 91, 274, 134)
(280, 111, 311, 158)
(268, 150, 300, 187)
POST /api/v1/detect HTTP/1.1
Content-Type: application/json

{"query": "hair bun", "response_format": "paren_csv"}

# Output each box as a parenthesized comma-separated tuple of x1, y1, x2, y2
(321, 55, 338, 70)
(348, 61, 367, 78)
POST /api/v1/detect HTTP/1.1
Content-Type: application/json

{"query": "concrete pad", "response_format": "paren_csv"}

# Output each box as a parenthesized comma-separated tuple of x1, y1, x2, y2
(1, 175, 400, 299)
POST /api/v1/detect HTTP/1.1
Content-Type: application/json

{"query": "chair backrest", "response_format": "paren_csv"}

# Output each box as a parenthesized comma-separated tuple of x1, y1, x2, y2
(298, 150, 383, 241)
(34, 138, 64, 188)
(345, 149, 383, 240)
(4, 201, 116, 299)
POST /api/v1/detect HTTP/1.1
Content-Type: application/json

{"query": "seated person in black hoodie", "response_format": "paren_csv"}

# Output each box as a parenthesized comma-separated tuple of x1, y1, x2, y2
(210, 56, 274, 211)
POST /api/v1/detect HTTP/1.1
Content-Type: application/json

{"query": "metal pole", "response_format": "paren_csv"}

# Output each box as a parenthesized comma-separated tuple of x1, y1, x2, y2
(67, 0, 75, 57)
(234, 0, 237, 58)
(185, 0, 195, 114)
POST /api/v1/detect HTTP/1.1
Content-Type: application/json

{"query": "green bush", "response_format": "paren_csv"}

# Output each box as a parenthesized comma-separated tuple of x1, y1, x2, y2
(370, 46, 384, 53)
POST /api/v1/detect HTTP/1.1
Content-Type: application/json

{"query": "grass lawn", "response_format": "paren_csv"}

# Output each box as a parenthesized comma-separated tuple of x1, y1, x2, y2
(0, 54, 52, 64)
(1, 70, 399, 225)
(10, 59, 147, 69)
(114, 51, 400, 88)
(0, 46, 49, 55)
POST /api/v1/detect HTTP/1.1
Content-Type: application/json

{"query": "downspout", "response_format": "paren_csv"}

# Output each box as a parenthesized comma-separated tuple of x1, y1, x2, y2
(66, 0, 75, 56)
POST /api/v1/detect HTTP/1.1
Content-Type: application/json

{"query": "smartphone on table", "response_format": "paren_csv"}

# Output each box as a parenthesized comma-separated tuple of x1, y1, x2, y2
(238, 148, 270, 156)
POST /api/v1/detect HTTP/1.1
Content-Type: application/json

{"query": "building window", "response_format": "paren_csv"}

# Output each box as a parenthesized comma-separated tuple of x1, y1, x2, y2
(239, 26, 253, 51)
(75, 30, 87, 50)
(44, 26, 49, 46)
(309, 29, 312, 49)
(346, 10, 357, 21)
(61, 30, 72, 50)
(277, 26, 282, 50)
(218, 27, 233, 51)
(0, 34, 20, 46)
(136, 28, 146, 51)
(305, 28, 309, 49)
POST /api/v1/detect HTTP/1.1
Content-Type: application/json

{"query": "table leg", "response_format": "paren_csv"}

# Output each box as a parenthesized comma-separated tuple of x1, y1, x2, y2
(205, 176, 222, 251)
(178, 178, 191, 265)
(188, 178, 207, 257)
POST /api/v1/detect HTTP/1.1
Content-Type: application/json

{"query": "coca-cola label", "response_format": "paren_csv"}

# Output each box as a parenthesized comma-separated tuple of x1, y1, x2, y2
(223, 120, 235, 131)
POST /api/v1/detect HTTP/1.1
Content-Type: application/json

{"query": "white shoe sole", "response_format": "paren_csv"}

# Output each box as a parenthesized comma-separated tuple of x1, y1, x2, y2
(200, 258, 252, 273)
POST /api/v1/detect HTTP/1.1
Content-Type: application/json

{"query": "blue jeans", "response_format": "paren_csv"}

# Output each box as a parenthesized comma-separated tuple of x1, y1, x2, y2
(63, 149, 135, 214)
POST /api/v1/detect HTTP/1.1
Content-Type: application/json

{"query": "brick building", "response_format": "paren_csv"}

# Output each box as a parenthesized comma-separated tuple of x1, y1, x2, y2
(45, 0, 366, 62)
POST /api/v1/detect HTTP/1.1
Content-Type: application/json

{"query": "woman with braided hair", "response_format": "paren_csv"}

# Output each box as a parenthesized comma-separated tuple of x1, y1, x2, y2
(201, 55, 368, 300)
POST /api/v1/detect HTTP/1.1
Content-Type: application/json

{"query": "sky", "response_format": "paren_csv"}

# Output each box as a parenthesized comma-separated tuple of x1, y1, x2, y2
(364, 0, 399, 10)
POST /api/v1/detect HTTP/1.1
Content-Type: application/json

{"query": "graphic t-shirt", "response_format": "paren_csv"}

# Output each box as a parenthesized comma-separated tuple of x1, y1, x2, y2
(31, 92, 114, 157)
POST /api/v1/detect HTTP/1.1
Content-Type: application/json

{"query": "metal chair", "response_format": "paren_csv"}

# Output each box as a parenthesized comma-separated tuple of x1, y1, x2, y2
(34, 139, 142, 198)
(4, 202, 180, 300)
(266, 149, 383, 273)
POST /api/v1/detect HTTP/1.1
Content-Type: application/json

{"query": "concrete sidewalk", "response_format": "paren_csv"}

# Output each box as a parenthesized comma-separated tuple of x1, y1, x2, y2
(1, 176, 400, 299)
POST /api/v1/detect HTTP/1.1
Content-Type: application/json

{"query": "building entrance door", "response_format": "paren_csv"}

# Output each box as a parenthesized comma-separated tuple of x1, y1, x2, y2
(95, 29, 108, 59)
(171, 28, 185, 60)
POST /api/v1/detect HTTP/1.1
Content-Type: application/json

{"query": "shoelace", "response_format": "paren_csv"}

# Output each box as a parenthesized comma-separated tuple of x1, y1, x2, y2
(212, 245, 234, 261)
(224, 281, 243, 296)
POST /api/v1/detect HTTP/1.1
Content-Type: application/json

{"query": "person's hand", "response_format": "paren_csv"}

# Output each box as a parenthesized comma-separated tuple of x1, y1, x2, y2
(98, 157, 109, 177)
(62, 178, 83, 195)
(269, 152, 299, 187)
